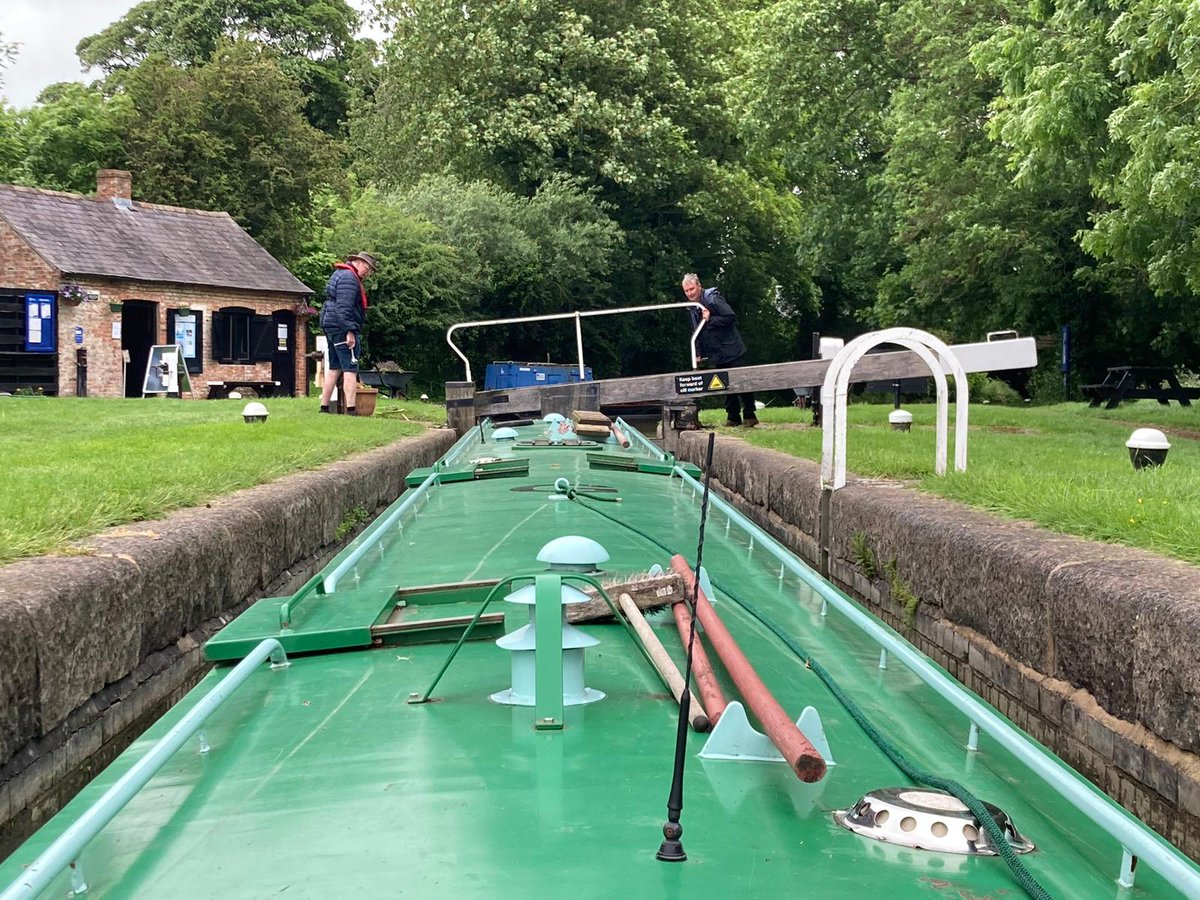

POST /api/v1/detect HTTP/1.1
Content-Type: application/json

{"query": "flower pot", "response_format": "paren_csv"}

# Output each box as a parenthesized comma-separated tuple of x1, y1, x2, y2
(109, 303, 124, 313)
(355, 386, 379, 417)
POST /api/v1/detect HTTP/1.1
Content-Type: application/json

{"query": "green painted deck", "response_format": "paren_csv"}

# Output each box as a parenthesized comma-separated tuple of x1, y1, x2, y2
(1, 425, 1194, 898)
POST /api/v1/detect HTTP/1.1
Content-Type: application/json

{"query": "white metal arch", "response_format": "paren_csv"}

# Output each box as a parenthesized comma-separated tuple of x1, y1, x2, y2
(820, 328, 969, 490)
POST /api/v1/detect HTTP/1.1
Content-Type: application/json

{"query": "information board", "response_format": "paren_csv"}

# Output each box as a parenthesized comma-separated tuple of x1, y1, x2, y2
(675, 371, 731, 395)
(142, 344, 194, 396)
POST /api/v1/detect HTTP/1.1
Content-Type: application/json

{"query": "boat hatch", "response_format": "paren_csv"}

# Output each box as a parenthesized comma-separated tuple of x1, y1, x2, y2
(835, 787, 1035, 855)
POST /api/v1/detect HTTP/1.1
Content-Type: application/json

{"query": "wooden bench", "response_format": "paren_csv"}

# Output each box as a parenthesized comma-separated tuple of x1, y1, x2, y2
(1081, 366, 1200, 409)
(206, 380, 281, 399)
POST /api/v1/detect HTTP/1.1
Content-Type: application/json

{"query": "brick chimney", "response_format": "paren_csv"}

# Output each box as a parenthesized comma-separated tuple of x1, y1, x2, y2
(95, 169, 132, 202)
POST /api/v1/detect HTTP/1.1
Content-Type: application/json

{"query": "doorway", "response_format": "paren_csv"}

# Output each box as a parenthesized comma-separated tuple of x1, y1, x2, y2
(271, 310, 296, 396)
(122, 300, 158, 397)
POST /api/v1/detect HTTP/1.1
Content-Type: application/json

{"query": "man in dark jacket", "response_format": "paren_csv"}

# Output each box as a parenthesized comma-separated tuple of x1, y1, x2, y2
(319, 252, 378, 414)
(683, 273, 757, 427)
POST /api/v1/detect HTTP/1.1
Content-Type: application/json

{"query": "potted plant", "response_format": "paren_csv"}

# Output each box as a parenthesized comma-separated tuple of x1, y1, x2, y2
(354, 384, 379, 417)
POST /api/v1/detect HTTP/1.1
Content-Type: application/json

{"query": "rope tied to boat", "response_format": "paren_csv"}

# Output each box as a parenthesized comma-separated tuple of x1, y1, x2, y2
(565, 489, 1054, 900)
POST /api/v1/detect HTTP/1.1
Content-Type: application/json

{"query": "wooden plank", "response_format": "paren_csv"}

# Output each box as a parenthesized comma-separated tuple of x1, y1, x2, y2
(468, 340, 1037, 417)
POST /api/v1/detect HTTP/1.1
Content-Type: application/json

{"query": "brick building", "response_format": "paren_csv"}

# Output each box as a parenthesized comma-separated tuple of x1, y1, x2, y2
(0, 170, 313, 398)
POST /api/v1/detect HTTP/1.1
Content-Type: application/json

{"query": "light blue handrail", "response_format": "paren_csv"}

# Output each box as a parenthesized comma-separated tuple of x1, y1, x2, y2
(0, 639, 289, 900)
(323, 425, 486, 593)
(673, 465, 1200, 897)
(614, 416, 667, 462)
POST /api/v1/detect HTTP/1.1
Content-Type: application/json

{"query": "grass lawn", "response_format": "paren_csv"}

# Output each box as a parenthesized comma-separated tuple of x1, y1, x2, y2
(700, 401, 1200, 566)
(0, 395, 447, 565)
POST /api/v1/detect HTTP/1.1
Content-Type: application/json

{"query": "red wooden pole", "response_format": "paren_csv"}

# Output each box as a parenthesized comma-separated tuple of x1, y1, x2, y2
(671, 599, 728, 727)
(671, 555, 827, 783)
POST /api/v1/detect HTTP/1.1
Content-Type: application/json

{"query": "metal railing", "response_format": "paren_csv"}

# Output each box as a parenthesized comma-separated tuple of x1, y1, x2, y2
(321, 424, 486, 595)
(0, 639, 289, 900)
(446, 302, 706, 383)
(672, 465, 1200, 896)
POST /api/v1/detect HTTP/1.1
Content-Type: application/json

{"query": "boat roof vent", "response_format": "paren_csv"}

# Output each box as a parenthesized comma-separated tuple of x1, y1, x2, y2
(835, 788, 1034, 856)
(492, 427, 519, 440)
(542, 413, 566, 423)
(537, 536, 609, 573)
(503, 583, 591, 606)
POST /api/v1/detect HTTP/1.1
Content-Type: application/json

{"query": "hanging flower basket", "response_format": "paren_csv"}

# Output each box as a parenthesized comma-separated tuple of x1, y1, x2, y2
(59, 283, 87, 306)
(295, 301, 319, 317)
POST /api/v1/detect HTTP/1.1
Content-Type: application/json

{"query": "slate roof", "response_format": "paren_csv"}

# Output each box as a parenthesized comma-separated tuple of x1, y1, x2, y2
(0, 184, 312, 295)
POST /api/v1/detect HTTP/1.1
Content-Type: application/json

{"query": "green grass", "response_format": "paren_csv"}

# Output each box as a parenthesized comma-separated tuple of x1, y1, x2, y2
(703, 401, 1200, 566)
(0, 395, 447, 565)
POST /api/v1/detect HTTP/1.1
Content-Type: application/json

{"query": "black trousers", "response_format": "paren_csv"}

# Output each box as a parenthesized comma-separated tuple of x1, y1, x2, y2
(722, 354, 756, 422)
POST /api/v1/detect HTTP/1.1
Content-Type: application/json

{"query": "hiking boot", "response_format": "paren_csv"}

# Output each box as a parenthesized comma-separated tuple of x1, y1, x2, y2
(723, 418, 742, 428)
(743, 415, 760, 428)
(319, 405, 332, 414)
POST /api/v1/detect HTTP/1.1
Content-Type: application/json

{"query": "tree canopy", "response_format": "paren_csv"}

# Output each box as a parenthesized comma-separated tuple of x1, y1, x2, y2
(4, 0, 1200, 386)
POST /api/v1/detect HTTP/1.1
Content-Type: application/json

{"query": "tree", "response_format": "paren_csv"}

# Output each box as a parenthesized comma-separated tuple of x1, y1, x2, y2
(119, 41, 340, 262)
(357, 0, 812, 372)
(77, 0, 361, 134)
(735, 0, 902, 336)
(873, 0, 1102, 346)
(975, 0, 1200, 367)
(7, 84, 131, 194)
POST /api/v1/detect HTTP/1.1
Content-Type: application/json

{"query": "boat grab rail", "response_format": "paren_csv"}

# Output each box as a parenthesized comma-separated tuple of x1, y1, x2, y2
(614, 416, 668, 462)
(672, 465, 1200, 897)
(0, 639, 289, 900)
(319, 425, 487, 598)
(412, 572, 658, 705)
(447, 303, 707, 383)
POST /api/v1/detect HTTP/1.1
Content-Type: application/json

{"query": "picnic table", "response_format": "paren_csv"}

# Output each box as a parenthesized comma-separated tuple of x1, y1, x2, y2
(1081, 366, 1200, 409)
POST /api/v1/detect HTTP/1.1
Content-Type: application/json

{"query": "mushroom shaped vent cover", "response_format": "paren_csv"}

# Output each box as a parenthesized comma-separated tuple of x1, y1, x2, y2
(537, 536, 609, 573)
(834, 788, 1034, 856)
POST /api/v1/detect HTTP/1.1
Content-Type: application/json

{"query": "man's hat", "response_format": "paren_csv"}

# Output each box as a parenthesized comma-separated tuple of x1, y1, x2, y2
(346, 252, 379, 272)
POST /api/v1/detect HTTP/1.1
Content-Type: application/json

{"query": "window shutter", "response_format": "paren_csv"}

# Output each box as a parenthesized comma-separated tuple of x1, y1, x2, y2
(251, 314, 274, 362)
(212, 310, 231, 363)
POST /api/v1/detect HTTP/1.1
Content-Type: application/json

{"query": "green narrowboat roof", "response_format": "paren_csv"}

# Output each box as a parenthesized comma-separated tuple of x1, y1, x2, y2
(2, 420, 1196, 898)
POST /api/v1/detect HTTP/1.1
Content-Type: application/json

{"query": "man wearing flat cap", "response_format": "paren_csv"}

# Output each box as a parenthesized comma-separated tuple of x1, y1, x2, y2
(319, 252, 378, 414)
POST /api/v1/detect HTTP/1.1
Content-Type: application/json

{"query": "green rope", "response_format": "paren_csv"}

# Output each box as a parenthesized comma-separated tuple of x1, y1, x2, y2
(567, 493, 1053, 900)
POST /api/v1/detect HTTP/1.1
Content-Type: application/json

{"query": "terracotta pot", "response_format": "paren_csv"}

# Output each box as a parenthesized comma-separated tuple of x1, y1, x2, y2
(355, 386, 379, 417)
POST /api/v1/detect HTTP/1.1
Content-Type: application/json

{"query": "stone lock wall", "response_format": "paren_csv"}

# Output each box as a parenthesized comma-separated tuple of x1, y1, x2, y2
(0, 429, 456, 855)
(678, 433, 1200, 861)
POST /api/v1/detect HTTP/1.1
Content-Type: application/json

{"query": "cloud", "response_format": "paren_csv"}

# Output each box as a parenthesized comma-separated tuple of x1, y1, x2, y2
(1, 0, 134, 106)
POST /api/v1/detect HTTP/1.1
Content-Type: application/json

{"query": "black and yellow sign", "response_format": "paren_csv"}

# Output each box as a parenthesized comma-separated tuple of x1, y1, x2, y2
(675, 371, 731, 395)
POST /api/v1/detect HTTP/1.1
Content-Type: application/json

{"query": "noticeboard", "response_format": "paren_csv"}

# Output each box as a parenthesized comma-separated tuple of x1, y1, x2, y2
(142, 344, 194, 396)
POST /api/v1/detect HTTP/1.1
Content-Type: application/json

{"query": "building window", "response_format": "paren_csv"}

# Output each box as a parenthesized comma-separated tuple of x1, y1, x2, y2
(212, 307, 273, 364)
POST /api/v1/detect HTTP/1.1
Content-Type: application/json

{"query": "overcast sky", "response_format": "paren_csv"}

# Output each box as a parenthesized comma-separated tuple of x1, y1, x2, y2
(1, 0, 381, 108)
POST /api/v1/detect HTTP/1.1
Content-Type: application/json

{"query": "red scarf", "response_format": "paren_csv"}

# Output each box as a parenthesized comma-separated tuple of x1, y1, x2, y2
(334, 262, 369, 309)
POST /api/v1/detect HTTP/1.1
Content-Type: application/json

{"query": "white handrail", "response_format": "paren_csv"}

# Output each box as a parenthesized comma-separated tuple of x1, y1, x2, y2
(446, 302, 707, 383)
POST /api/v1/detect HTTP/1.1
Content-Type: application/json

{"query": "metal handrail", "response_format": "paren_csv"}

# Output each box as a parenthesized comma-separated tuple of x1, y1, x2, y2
(322, 425, 486, 594)
(446, 302, 707, 383)
(614, 416, 667, 462)
(0, 639, 289, 900)
(673, 465, 1200, 896)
